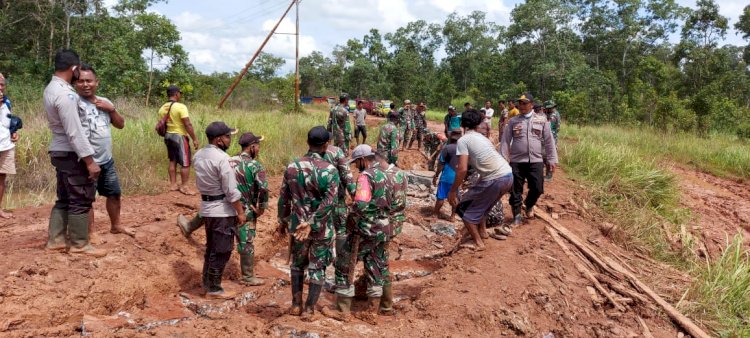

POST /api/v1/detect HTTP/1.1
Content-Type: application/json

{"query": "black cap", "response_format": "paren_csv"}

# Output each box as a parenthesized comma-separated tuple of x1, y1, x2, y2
(387, 111, 400, 120)
(166, 85, 181, 96)
(239, 132, 264, 147)
(205, 121, 237, 139)
(517, 93, 534, 103)
(307, 126, 330, 146)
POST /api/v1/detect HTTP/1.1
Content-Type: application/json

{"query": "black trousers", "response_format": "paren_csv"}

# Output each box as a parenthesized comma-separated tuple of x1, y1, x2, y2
(203, 216, 237, 279)
(509, 162, 545, 216)
(50, 151, 96, 215)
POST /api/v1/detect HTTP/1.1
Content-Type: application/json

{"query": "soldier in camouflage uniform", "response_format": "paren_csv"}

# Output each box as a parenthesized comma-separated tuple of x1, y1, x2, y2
(176, 132, 269, 286)
(409, 102, 428, 150)
(323, 143, 357, 292)
(421, 129, 446, 171)
(378, 152, 407, 315)
(277, 126, 340, 317)
(334, 144, 391, 317)
(544, 100, 561, 181)
(327, 96, 352, 156)
(398, 100, 414, 150)
(377, 110, 401, 165)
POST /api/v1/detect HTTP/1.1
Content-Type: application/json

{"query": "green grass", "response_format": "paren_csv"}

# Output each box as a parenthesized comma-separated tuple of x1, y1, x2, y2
(564, 125, 750, 180)
(6, 100, 328, 208)
(691, 235, 750, 337)
(560, 125, 750, 334)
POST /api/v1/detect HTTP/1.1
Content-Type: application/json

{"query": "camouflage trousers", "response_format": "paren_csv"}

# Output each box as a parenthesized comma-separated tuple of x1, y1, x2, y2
(237, 222, 257, 257)
(400, 126, 413, 148)
(290, 236, 333, 285)
(335, 235, 389, 297)
(334, 202, 349, 238)
(409, 126, 425, 147)
(426, 149, 440, 171)
(332, 130, 349, 156)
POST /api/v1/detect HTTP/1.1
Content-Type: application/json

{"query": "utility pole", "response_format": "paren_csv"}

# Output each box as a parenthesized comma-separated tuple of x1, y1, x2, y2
(294, 0, 300, 112)
(218, 0, 297, 109)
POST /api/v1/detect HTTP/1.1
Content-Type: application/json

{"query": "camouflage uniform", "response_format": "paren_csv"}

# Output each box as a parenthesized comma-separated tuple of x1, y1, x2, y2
(327, 104, 352, 156)
(377, 122, 400, 165)
(384, 163, 407, 238)
(322, 145, 356, 237)
(422, 131, 444, 171)
(398, 106, 414, 148)
(229, 153, 269, 260)
(278, 152, 340, 284)
(335, 163, 390, 298)
(547, 109, 561, 144)
(410, 110, 427, 147)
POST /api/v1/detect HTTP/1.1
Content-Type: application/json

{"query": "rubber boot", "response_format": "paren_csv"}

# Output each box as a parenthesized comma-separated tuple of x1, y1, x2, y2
(68, 213, 107, 257)
(177, 214, 203, 238)
(240, 253, 265, 286)
(379, 282, 394, 315)
(289, 270, 304, 316)
(205, 268, 235, 299)
(303, 283, 323, 314)
(336, 295, 353, 313)
(46, 208, 68, 251)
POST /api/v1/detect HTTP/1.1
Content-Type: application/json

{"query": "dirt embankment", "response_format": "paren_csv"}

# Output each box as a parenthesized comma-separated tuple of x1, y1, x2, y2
(0, 118, 729, 337)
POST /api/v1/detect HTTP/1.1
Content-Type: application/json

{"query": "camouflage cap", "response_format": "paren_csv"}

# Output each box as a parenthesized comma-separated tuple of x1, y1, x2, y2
(544, 100, 556, 109)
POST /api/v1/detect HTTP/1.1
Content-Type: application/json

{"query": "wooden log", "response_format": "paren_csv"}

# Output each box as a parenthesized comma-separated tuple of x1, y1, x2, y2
(604, 256, 711, 338)
(636, 316, 655, 338)
(538, 211, 624, 280)
(545, 227, 627, 312)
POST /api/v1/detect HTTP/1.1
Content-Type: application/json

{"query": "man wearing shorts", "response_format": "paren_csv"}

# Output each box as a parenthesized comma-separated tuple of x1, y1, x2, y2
(432, 131, 460, 221)
(353, 100, 367, 145)
(159, 85, 199, 195)
(0, 72, 20, 219)
(448, 110, 513, 250)
(75, 64, 134, 238)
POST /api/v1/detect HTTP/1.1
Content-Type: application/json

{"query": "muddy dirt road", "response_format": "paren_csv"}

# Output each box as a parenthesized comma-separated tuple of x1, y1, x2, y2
(0, 117, 733, 337)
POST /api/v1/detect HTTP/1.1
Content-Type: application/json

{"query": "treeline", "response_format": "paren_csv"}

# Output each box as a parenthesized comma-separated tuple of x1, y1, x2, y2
(300, 0, 750, 137)
(3, 0, 750, 137)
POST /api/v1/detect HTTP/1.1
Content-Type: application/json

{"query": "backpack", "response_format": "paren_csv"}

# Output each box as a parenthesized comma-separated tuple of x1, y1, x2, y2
(2, 97, 22, 134)
(154, 102, 175, 137)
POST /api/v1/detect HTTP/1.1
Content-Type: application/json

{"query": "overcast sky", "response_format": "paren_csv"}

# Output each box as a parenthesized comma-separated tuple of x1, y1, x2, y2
(142, 0, 747, 74)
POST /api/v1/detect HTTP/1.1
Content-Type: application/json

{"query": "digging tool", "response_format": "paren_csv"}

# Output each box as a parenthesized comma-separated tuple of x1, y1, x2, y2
(347, 214, 361, 284)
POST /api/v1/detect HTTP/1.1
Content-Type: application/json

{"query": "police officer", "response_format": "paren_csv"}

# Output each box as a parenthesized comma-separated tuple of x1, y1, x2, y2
(278, 126, 340, 317)
(334, 144, 391, 320)
(43, 49, 105, 257)
(193, 121, 245, 299)
(327, 96, 352, 156)
(500, 93, 558, 226)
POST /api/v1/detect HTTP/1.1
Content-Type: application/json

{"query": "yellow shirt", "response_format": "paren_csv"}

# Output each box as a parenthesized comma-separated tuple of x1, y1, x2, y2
(158, 101, 190, 136)
(508, 108, 520, 118)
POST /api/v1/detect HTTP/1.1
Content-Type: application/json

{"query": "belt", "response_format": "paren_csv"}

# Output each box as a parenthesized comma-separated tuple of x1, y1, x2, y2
(201, 194, 226, 202)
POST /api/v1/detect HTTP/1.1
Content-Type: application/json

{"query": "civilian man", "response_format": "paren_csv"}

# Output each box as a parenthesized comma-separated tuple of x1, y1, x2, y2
(160, 85, 199, 195)
(0, 73, 20, 219)
(75, 64, 134, 238)
(353, 100, 367, 145)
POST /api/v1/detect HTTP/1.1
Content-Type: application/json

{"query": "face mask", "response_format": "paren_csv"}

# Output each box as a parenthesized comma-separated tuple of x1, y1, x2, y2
(217, 139, 229, 152)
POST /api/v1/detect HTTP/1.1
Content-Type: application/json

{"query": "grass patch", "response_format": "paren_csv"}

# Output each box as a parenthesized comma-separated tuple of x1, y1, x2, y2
(6, 100, 328, 208)
(690, 236, 750, 336)
(561, 125, 750, 334)
(564, 125, 750, 180)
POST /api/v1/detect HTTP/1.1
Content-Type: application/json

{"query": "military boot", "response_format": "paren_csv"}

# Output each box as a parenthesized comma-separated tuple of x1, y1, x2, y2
(379, 282, 394, 315)
(240, 253, 265, 286)
(68, 213, 107, 257)
(205, 268, 235, 299)
(303, 283, 323, 314)
(46, 208, 68, 251)
(289, 270, 304, 316)
(336, 295, 353, 313)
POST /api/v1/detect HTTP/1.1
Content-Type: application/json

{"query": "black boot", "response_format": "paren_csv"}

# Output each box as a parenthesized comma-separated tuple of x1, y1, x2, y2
(290, 270, 304, 316)
(304, 283, 323, 313)
(205, 268, 235, 299)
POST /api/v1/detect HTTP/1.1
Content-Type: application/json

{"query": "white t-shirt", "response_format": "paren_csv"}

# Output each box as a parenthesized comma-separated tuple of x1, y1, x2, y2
(482, 108, 494, 119)
(456, 130, 512, 181)
(0, 100, 14, 152)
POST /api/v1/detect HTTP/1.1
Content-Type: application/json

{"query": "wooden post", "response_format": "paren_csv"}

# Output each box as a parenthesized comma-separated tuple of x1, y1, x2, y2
(217, 0, 297, 109)
(294, 0, 300, 112)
